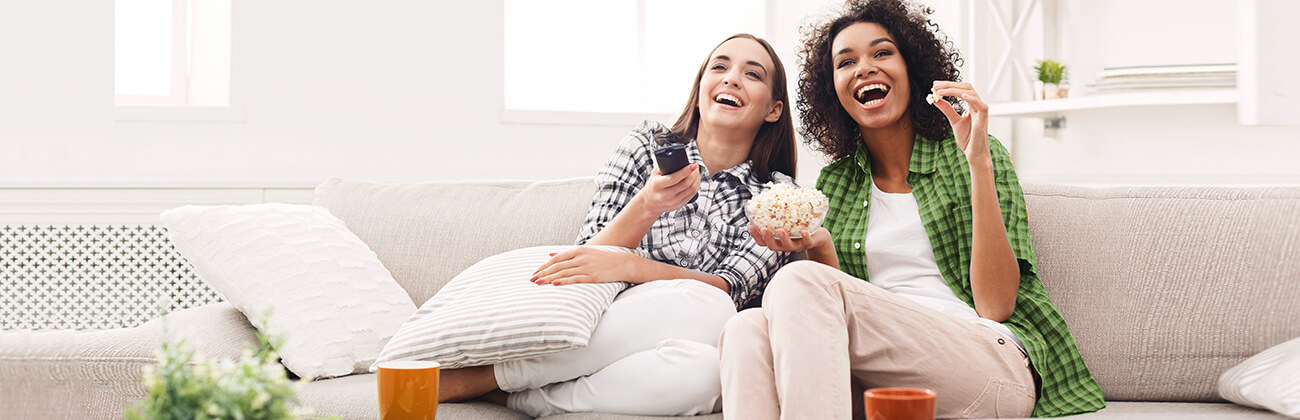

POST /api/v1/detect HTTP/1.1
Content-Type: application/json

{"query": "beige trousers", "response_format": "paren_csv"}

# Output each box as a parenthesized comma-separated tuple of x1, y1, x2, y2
(719, 261, 1036, 420)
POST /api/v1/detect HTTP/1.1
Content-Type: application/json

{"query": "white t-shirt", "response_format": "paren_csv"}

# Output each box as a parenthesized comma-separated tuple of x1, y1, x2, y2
(864, 182, 1023, 349)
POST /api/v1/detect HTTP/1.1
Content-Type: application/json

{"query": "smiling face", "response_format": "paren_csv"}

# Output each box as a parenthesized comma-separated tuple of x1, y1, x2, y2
(831, 22, 911, 132)
(695, 38, 784, 136)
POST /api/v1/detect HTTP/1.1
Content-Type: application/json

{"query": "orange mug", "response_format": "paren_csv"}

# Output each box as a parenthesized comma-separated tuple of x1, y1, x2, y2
(864, 387, 937, 420)
(377, 360, 440, 420)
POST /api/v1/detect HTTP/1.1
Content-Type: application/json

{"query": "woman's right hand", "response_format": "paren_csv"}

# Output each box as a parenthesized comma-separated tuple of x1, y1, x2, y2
(749, 226, 830, 253)
(634, 164, 702, 216)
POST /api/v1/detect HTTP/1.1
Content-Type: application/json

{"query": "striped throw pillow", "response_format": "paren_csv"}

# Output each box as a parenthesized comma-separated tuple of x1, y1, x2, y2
(372, 245, 631, 369)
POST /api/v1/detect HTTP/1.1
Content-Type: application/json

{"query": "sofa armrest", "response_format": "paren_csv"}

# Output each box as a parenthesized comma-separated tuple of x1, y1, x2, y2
(0, 302, 258, 418)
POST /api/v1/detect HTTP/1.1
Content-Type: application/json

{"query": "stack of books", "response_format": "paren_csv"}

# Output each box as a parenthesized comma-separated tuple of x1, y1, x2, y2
(1087, 63, 1236, 93)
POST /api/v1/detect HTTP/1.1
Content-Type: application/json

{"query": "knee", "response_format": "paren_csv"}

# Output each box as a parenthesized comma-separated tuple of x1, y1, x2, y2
(719, 308, 766, 348)
(656, 279, 735, 310)
(761, 260, 840, 309)
(642, 279, 737, 332)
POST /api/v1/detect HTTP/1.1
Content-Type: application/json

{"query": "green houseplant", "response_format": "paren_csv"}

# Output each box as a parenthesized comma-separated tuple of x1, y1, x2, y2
(1034, 59, 1069, 99)
(124, 318, 330, 420)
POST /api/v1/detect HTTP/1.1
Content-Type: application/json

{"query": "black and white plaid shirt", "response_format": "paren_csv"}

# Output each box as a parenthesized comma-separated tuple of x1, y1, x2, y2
(576, 120, 795, 308)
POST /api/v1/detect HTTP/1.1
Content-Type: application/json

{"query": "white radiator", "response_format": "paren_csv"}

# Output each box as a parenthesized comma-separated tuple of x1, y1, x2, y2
(0, 225, 222, 330)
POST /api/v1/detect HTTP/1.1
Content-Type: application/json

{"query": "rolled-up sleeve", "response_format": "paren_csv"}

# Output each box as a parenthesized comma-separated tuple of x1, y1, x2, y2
(988, 135, 1037, 276)
(713, 173, 796, 308)
(575, 121, 663, 245)
(714, 240, 792, 308)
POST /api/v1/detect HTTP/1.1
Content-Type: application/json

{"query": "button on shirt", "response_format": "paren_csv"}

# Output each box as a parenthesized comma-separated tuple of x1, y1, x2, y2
(576, 120, 794, 308)
(816, 134, 1105, 417)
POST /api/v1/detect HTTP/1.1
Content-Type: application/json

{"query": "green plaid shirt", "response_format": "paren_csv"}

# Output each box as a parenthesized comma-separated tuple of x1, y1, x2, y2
(815, 134, 1105, 417)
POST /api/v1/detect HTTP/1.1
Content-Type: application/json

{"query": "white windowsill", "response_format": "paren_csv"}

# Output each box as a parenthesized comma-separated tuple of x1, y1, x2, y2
(499, 109, 675, 127)
(114, 105, 246, 122)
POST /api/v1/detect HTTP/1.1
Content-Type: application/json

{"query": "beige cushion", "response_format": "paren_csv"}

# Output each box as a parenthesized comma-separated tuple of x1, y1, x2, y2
(1023, 184, 1300, 402)
(312, 177, 597, 306)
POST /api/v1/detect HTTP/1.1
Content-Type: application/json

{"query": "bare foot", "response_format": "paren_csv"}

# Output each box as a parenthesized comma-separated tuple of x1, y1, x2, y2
(480, 389, 508, 407)
(438, 365, 498, 403)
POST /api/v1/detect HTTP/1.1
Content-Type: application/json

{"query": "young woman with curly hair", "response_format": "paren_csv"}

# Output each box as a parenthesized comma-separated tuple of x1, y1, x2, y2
(718, 1, 1105, 418)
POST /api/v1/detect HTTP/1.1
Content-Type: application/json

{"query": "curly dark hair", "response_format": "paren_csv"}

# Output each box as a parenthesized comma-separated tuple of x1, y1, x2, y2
(797, 0, 964, 161)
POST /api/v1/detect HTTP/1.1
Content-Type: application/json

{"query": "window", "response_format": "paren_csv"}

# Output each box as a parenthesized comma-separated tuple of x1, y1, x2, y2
(115, 0, 231, 107)
(504, 0, 766, 116)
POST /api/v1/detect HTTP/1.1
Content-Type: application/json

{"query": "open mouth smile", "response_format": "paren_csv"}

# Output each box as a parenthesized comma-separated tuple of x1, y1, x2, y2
(853, 83, 890, 107)
(714, 92, 744, 108)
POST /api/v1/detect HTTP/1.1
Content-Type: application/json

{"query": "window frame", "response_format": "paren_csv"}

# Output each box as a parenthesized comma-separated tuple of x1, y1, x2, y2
(115, 0, 189, 106)
(499, 0, 771, 126)
(115, 0, 241, 122)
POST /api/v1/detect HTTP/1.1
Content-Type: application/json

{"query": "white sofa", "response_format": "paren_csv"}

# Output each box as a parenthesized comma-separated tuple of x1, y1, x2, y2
(2, 177, 1298, 419)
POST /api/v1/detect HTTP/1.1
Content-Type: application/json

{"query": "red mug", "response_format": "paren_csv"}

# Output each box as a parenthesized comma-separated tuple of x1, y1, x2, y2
(864, 387, 937, 420)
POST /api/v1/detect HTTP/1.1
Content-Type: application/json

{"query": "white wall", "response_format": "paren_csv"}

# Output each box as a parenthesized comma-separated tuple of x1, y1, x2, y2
(2, 0, 1296, 192)
(0, 0, 840, 188)
(0, 1, 622, 186)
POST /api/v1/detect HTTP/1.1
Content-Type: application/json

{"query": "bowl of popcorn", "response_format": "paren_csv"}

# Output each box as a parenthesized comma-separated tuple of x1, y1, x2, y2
(745, 183, 829, 239)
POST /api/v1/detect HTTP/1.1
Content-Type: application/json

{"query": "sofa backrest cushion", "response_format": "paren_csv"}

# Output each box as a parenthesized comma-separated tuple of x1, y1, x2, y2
(313, 177, 597, 306)
(1023, 184, 1300, 402)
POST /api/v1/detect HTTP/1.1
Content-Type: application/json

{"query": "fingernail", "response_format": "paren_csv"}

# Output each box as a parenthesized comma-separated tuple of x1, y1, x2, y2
(548, 253, 557, 256)
(529, 276, 537, 281)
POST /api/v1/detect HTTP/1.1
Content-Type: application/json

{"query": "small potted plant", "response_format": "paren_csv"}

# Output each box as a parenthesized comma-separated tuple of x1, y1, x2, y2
(1034, 59, 1069, 99)
(124, 316, 336, 420)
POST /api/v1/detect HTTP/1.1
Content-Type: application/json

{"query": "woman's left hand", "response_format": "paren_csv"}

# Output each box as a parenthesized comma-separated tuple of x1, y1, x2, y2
(531, 247, 638, 286)
(930, 81, 991, 164)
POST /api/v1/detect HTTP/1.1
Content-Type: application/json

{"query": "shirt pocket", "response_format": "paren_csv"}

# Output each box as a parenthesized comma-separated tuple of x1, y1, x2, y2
(695, 223, 753, 276)
(718, 223, 751, 251)
(649, 212, 691, 263)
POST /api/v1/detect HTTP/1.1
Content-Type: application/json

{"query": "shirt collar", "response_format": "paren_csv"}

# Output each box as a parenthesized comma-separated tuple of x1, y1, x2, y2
(851, 133, 940, 176)
(687, 139, 760, 189)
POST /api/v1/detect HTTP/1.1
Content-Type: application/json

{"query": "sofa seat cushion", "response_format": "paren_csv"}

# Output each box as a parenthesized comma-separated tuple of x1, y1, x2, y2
(300, 373, 530, 420)
(977, 401, 1291, 419)
(537, 413, 722, 419)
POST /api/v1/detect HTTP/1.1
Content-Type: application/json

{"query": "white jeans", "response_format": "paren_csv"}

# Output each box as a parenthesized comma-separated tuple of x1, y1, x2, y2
(494, 279, 737, 417)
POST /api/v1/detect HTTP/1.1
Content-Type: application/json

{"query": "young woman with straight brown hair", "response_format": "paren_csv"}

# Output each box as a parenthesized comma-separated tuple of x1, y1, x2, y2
(437, 33, 801, 417)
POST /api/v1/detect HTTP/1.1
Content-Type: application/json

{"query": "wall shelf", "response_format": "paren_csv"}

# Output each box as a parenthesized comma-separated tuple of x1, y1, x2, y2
(989, 88, 1239, 118)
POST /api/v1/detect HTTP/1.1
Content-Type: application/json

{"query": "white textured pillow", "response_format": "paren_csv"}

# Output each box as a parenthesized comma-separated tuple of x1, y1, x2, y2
(373, 245, 631, 369)
(160, 203, 416, 379)
(1219, 336, 1300, 418)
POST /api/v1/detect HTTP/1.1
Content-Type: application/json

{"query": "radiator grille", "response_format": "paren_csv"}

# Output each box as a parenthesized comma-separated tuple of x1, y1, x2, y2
(0, 225, 222, 330)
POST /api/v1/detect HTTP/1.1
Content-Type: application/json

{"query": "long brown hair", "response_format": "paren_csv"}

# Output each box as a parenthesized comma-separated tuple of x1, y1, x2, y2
(666, 34, 797, 183)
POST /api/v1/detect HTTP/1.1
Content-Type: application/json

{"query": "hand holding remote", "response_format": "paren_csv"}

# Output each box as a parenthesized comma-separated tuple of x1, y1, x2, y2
(637, 146, 700, 216)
